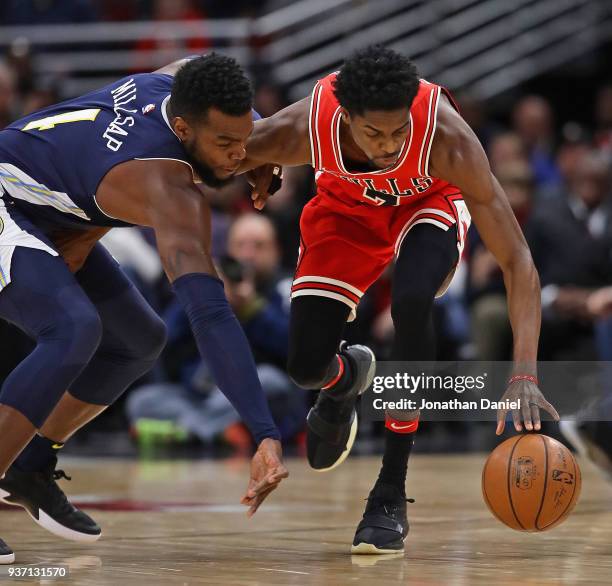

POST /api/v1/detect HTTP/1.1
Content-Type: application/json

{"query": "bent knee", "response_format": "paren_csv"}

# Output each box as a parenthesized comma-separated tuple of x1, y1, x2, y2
(47, 302, 103, 363)
(287, 357, 330, 390)
(136, 314, 167, 361)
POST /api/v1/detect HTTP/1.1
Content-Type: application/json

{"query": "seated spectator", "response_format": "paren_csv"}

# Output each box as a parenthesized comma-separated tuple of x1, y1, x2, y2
(594, 84, 612, 152)
(488, 132, 528, 173)
(467, 161, 535, 360)
(512, 95, 562, 197)
(126, 213, 306, 449)
(0, 0, 98, 25)
(0, 60, 18, 129)
(529, 150, 612, 359)
(131, 0, 209, 71)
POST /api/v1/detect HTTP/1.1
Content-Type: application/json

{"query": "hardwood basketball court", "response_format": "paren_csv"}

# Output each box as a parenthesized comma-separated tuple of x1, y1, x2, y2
(2, 453, 610, 585)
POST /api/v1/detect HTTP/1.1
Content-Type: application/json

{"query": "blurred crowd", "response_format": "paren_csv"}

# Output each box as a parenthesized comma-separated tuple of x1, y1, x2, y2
(0, 0, 266, 24)
(0, 3, 611, 452)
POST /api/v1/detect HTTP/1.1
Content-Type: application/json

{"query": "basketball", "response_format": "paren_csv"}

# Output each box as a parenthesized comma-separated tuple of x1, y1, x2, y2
(482, 434, 581, 531)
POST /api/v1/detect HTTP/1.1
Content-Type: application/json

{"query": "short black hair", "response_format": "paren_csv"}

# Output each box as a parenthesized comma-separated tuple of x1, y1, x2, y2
(170, 53, 253, 122)
(333, 45, 420, 116)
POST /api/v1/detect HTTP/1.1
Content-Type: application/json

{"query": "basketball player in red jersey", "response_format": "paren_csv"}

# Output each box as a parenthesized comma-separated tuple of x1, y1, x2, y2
(243, 45, 559, 553)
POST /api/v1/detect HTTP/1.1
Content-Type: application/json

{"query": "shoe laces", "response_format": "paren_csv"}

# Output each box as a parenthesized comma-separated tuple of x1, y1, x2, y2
(52, 470, 72, 482)
(40, 464, 73, 513)
(365, 494, 415, 517)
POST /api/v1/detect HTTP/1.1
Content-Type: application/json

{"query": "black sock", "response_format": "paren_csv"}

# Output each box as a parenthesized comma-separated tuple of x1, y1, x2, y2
(318, 355, 355, 423)
(12, 434, 64, 473)
(322, 355, 353, 397)
(376, 428, 415, 494)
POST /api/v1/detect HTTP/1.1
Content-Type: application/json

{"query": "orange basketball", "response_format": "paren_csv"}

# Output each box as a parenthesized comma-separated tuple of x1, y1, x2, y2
(482, 434, 581, 531)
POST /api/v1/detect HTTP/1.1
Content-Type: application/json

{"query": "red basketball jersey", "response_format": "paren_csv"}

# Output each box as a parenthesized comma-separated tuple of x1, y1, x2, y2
(309, 73, 460, 206)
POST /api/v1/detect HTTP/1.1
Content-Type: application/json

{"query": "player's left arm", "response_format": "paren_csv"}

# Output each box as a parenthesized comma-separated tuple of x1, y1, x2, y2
(429, 97, 559, 435)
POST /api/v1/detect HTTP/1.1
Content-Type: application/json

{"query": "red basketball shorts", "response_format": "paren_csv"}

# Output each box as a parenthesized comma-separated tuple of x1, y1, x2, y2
(291, 186, 471, 321)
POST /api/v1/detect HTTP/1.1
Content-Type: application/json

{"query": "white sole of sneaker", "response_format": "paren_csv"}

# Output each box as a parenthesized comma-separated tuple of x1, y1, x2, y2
(314, 413, 358, 473)
(314, 346, 377, 473)
(560, 420, 612, 480)
(559, 420, 588, 457)
(350, 540, 405, 555)
(0, 551, 15, 564)
(0, 489, 101, 543)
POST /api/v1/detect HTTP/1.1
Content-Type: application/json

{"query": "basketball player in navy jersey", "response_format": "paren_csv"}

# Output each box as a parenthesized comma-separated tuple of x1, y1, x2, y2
(0, 54, 287, 563)
(242, 45, 559, 553)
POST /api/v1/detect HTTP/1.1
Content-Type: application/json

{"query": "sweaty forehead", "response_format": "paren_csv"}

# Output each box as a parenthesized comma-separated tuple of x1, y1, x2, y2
(203, 108, 254, 138)
(357, 107, 411, 130)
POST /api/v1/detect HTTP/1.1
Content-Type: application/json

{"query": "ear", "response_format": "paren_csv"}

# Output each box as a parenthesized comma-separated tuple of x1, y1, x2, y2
(172, 116, 191, 142)
(339, 107, 351, 124)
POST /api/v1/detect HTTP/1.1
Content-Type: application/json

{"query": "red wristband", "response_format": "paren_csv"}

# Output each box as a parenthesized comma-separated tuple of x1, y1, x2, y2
(508, 374, 539, 386)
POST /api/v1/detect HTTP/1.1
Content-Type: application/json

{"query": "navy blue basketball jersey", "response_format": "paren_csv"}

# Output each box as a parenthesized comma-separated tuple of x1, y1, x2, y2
(0, 73, 193, 229)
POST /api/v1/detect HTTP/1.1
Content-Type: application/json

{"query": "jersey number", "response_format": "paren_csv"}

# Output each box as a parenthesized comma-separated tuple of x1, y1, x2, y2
(22, 109, 101, 131)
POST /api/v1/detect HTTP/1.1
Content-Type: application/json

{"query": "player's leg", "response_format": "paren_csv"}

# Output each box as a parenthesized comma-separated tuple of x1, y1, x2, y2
(287, 198, 384, 471)
(0, 246, 103, 561)
(352, 222, 460, 554)
(44, 243, 167, 439)
(2, 244, 166, 542)
(288, 294, 378, 470)
(0, 247, 103, 474)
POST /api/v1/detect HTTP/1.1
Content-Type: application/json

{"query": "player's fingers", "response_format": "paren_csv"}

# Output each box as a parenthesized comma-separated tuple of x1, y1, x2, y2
(247, 486, 277, 517)
(268, 464, 289, 481)
(248, 474, 282, 497)
(253, 194, 269, 210)
(496, 409, 507, 435)
(512, 408, 523, 432)
(531, 403, 541, 431)
(521, 397, 533, 431)
(255, 169, 273, 195)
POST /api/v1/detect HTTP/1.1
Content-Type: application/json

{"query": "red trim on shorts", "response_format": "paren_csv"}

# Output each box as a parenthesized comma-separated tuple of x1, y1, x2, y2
(407, 212, 454, 228)
(291, 282, 361, 305)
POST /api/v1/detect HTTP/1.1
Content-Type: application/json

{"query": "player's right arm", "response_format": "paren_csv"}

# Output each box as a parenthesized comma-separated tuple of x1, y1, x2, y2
(97, 159, 288, 514)
(241, 97, 312, 210)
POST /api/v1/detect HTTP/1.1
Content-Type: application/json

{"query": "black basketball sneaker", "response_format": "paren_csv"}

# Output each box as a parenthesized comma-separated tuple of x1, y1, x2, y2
(307, 342, 376, 471)
(0, 538, 14, 564)
(560, 419, 612, 481)
(0, 459, 101, 542)
(351, 483, 413, 554)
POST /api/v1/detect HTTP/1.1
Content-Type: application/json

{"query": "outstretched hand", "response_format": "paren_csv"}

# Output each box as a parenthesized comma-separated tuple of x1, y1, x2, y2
(495, 379, 560, 435)
(240, 438, 288, 517)
(246, 165, 282, 210)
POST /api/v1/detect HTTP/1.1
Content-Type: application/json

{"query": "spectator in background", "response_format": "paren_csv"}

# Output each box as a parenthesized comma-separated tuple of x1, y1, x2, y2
(125, 213, 305, 449)
(468, 161, 535, 361)
(594, 84, 612, 152)
(132, 0, 209, 71)
(488, 132, 528, 173)
(225, 212, 292, 366)
(512, 95, 562, 197)
(529, 149, 612, 360)
(0, 0, 98, 25)
(254, 82, 288, 119)
(454, 92, 499, 153)
(0, 61, 18, 129)
(557, 138, 591, 187)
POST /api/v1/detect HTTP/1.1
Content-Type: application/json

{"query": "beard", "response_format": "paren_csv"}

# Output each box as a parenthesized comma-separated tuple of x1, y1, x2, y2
(183, 144, 236, 189)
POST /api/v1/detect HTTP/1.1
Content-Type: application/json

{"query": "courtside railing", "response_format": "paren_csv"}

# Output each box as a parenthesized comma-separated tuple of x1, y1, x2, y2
(0, 0, 609, 100)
